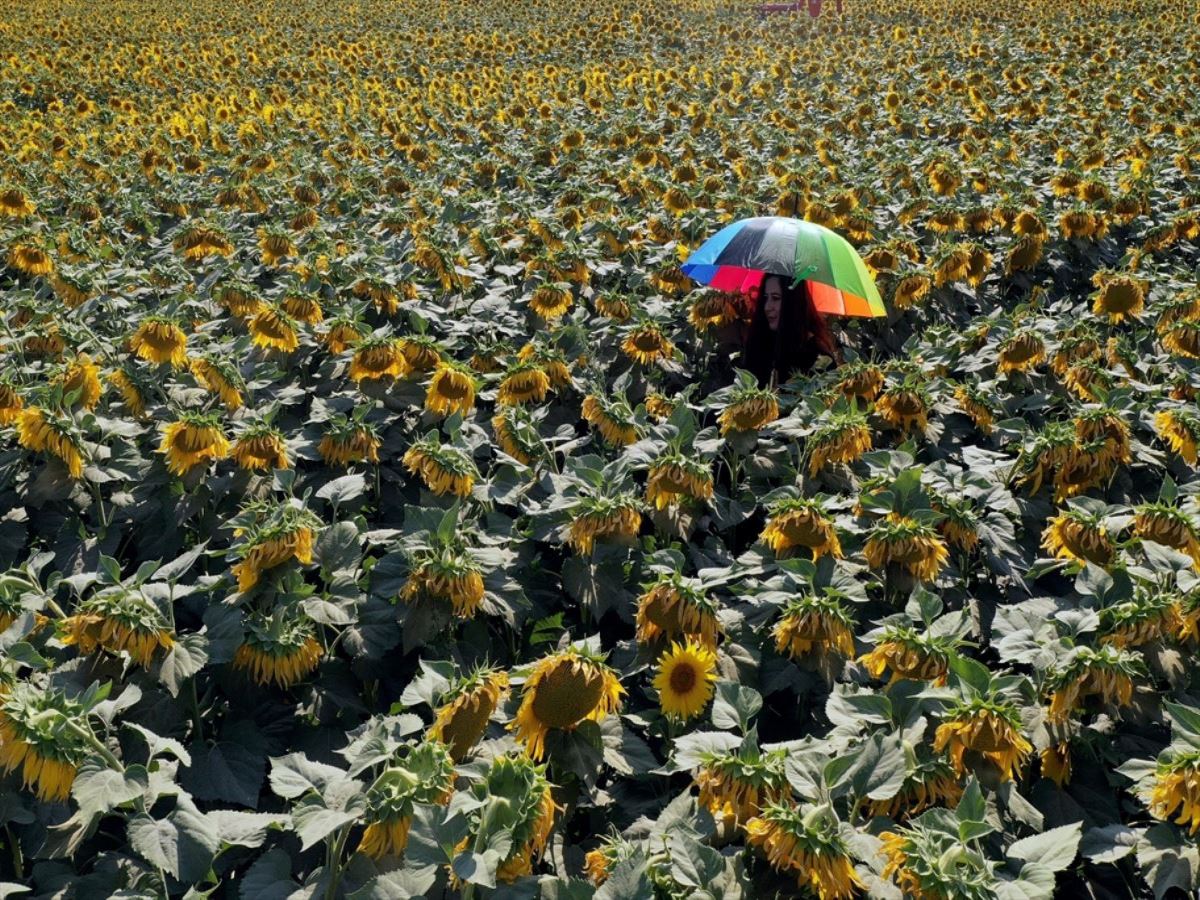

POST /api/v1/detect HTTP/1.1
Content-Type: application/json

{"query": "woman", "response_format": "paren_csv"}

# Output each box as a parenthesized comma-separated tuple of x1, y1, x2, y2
(742, 273, 841, 387)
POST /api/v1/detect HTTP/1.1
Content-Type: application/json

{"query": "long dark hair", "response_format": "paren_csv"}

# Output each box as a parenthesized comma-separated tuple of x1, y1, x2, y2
(743, 275, 840, 387)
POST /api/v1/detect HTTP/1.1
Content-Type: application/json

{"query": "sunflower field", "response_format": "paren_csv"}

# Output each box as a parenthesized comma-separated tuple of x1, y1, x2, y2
(1, 0, 1200, 896)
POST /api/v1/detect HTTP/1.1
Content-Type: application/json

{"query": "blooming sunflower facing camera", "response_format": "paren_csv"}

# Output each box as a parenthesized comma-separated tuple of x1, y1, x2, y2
(653, 639, 717, 722)
(510, 646, 623, 760)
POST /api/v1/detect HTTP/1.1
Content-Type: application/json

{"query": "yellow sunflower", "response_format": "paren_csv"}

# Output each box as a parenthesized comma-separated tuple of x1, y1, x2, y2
(130, 317, 188, 367)
(159, 412, 230, 476)
(653, 640, 717, 722)
(428, 669, 510, 761)
(510, 648, 624, 760)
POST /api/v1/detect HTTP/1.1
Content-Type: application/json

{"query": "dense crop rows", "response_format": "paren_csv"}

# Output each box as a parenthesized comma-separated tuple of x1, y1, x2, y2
(2, 0, 1200, 897)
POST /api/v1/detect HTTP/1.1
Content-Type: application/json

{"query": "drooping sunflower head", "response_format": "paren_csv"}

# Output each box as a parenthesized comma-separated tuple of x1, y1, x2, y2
(996, 330, 1046, 373)
(1150, 751, 1200, 835)
(859, 623, 955, 686)
(16, 406, 86, 479)
(402, 435, 478, 498)
(695, 744, 789, 827)
(1163, 321, 1200, 361)
(231, 423, 290, 472)
(214, 279, 265, 318)
(717, 384, 779, 436)
(510, 646, 624, 760)
(952, 384, 994, 435)
(190, 356, 244, 411)
(425, 361, 476, 418)
(867, 758, 963, 820)
(428, 667, 510, 761)
(281, 290, 324, 326)
(233, 609, 323, 688)
(318, 416, 381, 467)
(645, 452, 714, 510)
(61, 586, 174, 667)
(644, 392, 676, 422)
(864, 513, 950, 582)
(1044, 644, 1142, 724)
(688, 292, 739, 332)
(402, 544, 486, 619)
(933, 699, 1031, 782)
(652, 640, 718, 722)
(1102, 588, 1186, 648)
(0, 380, 24, 425)
(458, 754, 558, 884)
(398, 336, 442, 374)
(773, 592, 856, 661)
(581, 392, 639, 447)
(357, 740, 457, 858)
(566, 493, 644, 554)
(349, 336, 407, 383)
(528, 282, 574, 321)
(1133, 503, 1200, 566)
(879, 824, 995, 899)
(1041, 507, 1115, 568)
(174, 221, 234, 259)
(230, 503, 320, 593)
(54, 353, 102, 410)
(835, 362, 885, 401)
(248, 305, 301, 353)
(1090, 270, 1147, 323)
(1155, 408, 1200, 465)
(159, 411, 230, 477)
(130, 315, 189, 367)
(761, 497, 843, 560)
(807, 409, 873, 476)
(635, 574, 722, 649)
(621, 322, 675, 365)
(0, 682, 90, 802)
(745, 802, 864, 900)
(497, 361, 551, 406)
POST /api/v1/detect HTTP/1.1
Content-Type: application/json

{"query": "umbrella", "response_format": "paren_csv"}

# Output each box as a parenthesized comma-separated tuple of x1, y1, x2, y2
(680, 216, 886, 317)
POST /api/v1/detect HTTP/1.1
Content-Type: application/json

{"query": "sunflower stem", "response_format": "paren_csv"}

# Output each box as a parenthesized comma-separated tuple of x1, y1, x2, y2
(4, 823, 23, 880)
(323, 822, 353, 900)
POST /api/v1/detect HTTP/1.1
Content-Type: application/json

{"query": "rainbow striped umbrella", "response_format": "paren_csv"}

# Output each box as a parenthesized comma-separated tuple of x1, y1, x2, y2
(681, 216, 886, 317)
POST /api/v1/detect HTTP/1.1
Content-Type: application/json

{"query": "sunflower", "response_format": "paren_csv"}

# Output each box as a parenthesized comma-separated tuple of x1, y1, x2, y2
(1101, 590, 1184, 648)
(398, 337, 442, 374)
(1091, 271, 1146, 323)
(645, 453, 713, 510)
(1042, 509, 1114, 567)
(761, 497, 843, 560)
(867, 760, 963, 819)
(1134, 504, 1200, 566)
(61, 588, 174, 667)
(529, 283, 573, 320)
(864, 513, 949, 582)
(320, 318, 364, 356)
(231, 425, 289, 471)
(581, 393, 638, 446)
(1040, 742, 1073, 787)
(281, 291, 323, 325)
(1150, 753, 1200, 835)
(130, 317, 188, 367)
(231, 505, 319, 593)
(566, 494, 643, 556)
(403, 437, 477, 498)
(807, 412, 873, 476)
(835, 363, 885, 401)
(859, 625, 953, 685)
(953, 384, 993, 433)
(997, 331, 1045, 373)
(214, 280, 264, 318)
(248, 305, 301, 353)
(695, 745, 789, 827)
(621, 323, 674, 365)
(644, 392, 676, 421)
(1163, 321, 1200, 360)
(492, 407, 542, 465)
(875, 386, 929, 434)
(258, 227, 296, 266)
(16, 406, 85, 478)
(1045, 645, 1140, 723)
(233, 611, 323, 688)
(453, 755, 557, 884)
(425, 362, 476, 417)
(159, 412, 229, 476)
(510, 647, 624, 760)
(7, 240, 54, 277)
(688, 293, 738, 331)
(635, 575, 722, 649)
(0, 186, 36, 218)
(55, 353, 101, 410)
(934, 702, 1031, 782)
(0, 381, 23, 425)
(718, 387, 779, 435)
(428, 668, 509, 761)
(879, 826, 993, 899)
(357, 741, 456, 858)
(0, 683, 89, 802)
(746, 803, 864, 900)
(174, 222, 234, 259)
(773, 593, 856, 660)
(402, 548, 486, 619)
(318, 418, 381, 467)
(107, 369, 146, 417)
(497, 363, 551, 406)
(190, 356, 244, 410)
(348, 336, 406, 383)
(653, 640, 717, 721)
(596, 293, 633, 322)
(1155, 409, 1200, 464)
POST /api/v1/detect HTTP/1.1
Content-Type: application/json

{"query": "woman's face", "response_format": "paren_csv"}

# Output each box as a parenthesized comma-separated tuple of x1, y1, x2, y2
(763, 277, 784, 331)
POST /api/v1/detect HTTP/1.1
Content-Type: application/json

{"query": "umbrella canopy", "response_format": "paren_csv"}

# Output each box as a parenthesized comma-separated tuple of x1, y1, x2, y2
(681, 216, 886, 317)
